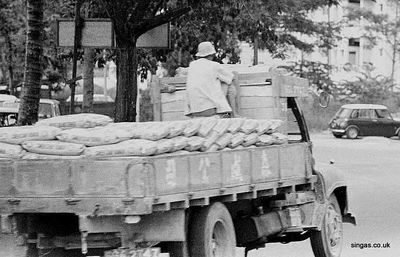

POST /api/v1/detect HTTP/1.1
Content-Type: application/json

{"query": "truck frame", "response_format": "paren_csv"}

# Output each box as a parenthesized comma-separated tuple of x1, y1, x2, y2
(0, 72, 355, 257)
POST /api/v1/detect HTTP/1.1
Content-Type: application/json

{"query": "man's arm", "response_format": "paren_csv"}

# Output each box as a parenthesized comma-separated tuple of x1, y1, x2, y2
(216, 64, 234, 84)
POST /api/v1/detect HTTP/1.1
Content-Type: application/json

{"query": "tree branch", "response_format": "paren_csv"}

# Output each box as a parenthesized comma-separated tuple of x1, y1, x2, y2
(152, 0, 167, 16)
(135, 6, 191, 37)
(133, 0, 152, 22)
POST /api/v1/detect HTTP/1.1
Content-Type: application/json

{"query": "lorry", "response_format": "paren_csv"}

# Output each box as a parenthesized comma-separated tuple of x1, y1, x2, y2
(0, 71, 355, 257)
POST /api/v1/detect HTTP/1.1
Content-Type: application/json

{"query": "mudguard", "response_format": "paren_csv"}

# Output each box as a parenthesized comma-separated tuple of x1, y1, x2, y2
(314, 162, 356, 225)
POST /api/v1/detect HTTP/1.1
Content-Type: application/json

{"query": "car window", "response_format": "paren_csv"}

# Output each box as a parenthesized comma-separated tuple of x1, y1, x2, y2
(358, 109, 370, 118)
(335, 108, 353, 119)
(369, 109, 377, 119)
(350, 109, 359, 118)
(375, 109, 391, 119)
(39, 103, 53, 118)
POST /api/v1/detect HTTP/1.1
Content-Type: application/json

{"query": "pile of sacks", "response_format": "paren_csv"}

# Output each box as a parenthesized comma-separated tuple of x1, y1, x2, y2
(0, 113, 288, 159)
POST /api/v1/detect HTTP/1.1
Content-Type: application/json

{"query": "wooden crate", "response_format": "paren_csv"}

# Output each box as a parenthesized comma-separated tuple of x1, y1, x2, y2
(150, 71, 308, 128)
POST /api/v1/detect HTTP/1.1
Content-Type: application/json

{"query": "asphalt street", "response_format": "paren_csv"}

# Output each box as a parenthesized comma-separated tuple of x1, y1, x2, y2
(243, 132, 400, 257)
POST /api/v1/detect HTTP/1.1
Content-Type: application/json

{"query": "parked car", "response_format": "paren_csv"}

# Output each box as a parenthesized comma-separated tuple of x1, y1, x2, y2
(328, 104, 400, 139)
(0, 98, 60, 126)
(0, 94, 17, 104)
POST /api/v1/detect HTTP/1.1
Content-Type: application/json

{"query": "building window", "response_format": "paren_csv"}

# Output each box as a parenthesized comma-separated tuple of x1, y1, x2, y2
(349, 38, 360, 47)
(349, 51, 357, 65)
(380, 4, 383, 11)
(380, 48, 383, 56)
(349, 0, 360, 3)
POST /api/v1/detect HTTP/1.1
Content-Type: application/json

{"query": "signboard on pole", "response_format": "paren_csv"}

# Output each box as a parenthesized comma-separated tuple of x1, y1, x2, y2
(57, 19, 170, 48)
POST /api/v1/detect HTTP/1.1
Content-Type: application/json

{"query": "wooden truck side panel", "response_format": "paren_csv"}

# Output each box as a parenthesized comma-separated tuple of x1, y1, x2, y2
(0, 143, 315, 216)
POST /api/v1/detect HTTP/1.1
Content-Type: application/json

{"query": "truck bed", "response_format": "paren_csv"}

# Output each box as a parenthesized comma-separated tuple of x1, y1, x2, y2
(0, 142, 316, 216)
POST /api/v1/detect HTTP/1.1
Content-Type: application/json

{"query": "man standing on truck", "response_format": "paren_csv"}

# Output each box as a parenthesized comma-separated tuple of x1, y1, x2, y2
(184, 41, 238, 118)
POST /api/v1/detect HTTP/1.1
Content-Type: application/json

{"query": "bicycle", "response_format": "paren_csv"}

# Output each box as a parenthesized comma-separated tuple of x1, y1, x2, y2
(309, 86, 331, 108)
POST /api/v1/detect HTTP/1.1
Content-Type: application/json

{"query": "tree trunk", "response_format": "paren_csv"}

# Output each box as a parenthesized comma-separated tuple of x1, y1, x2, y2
(5, 33, 14, 94)
(82, 48, 95, 113)
(114, 41, 138, 122)
(18, 0, 43, 125)
(0, 43, 6, 84)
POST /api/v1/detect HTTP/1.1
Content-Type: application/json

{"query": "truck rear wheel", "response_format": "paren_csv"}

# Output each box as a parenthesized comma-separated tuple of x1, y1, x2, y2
(310, 195, 343, 257)
(188, 202, 236, 257)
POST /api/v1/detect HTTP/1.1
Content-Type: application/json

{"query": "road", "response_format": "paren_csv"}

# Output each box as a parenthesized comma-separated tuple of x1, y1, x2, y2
(243, 132, 400, 257)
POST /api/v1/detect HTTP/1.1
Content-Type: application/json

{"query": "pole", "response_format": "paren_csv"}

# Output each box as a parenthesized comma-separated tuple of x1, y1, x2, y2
(253, 32, 259, 66)
(390, 0, 399, 90)
(104, 62, 108, 98)
(327, 5, 331, 74)
(70, 0, 82, 114)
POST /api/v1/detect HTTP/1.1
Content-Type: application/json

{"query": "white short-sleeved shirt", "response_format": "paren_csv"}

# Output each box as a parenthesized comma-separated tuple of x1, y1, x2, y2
(184, 58, 234, 115)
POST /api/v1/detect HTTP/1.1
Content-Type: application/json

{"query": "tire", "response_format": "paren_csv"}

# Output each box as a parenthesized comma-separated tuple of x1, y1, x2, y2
(346, 127, 358, 139)
(310, 195, 343, 257)
(332, 133, 342, 139)
(188, 202, 236, 257)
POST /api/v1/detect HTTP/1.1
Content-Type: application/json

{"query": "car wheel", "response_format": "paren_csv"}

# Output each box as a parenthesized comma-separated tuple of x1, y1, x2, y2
(332, 133, 342, 139)
(346, 127, 358, 139)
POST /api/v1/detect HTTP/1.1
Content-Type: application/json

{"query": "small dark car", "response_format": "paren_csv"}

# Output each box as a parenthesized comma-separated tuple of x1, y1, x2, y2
(328, 104, 400, 139)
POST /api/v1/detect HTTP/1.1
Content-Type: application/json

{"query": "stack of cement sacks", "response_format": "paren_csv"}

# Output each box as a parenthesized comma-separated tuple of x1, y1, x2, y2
(0, 114, 288, 159)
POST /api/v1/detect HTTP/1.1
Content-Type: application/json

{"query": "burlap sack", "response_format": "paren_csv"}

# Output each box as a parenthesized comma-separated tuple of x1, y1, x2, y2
(0, 142, 25, 158)
(240, 119, 259, 134)
(215, 133, 233, 149)
(212, 119, 232, 136)
(22, 153, 82, 160)
(227, 118, 245, 133)
(0, 126, 61, 145)
(173, 136, 189, 151)
(57, 127, 127, 146)
(167, 121, 187, 138)
(256, 120, 273, 135)
(36, 113, 112, 129)
(229, 132, 246, 148)
(256, 134, 275, 146)
(201, 131, 220, 151)
(22, 140, 85, 156)
(183, 119, 202, 137)
(131, 122, 171, 141)
(268, 119, 284, 134)
(198, 117, 219, 137)
(242, 133, 259, 147)
(156, 139, 176, 154)
(185, 136, 205, 151)
(84, 139, 157, 157)
(272, 132, 288, 144)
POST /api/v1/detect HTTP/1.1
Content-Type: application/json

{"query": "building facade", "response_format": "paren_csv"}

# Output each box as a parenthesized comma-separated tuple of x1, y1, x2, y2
(240, 0, 400, 84)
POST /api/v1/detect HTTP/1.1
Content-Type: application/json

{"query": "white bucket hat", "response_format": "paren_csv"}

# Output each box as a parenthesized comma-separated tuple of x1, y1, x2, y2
(196, 41, 216, 57)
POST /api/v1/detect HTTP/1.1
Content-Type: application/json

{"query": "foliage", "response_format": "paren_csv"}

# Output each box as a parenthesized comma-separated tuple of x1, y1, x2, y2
(282, 60, 334, 91)
(232, 0, 341, 57)
(0, 0, 26, 88)
(335, 71, 395, 104)
(148, 0, 341, 76)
